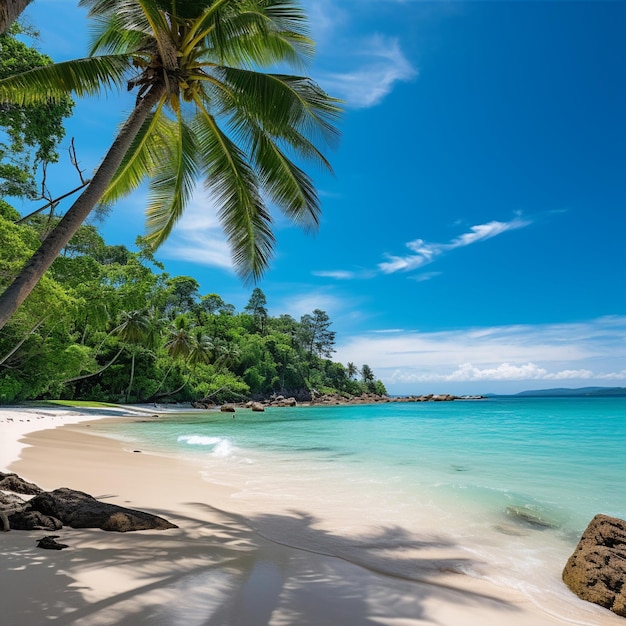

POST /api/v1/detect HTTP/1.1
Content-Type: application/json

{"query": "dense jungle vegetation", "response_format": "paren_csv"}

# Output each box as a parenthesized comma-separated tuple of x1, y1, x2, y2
(0, 211, 385, 403)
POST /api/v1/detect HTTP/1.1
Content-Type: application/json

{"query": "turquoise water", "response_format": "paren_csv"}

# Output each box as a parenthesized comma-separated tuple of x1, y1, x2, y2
(94, 396, 626, 620)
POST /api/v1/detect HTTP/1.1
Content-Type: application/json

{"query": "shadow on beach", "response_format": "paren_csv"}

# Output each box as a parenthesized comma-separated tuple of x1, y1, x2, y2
(1, 503, 523, 626)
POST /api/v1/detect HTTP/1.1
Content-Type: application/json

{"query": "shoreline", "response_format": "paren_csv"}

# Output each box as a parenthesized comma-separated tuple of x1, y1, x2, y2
(1, 406, 621, 625)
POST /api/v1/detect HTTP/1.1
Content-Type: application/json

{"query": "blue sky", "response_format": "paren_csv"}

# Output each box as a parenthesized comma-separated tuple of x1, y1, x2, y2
(17, 0, 626, 395)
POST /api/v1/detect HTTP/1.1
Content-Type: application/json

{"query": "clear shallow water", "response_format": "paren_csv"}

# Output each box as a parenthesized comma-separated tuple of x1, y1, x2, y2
(95, 397, 626, 621)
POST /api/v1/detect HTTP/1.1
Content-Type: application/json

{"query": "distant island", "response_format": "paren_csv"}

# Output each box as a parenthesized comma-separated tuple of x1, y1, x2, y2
(512, 387, 626, 398)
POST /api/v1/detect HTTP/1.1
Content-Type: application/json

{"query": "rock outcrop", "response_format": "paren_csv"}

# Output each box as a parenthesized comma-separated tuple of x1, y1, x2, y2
(192, 391, 485, 411)
(562, 514, 626, 617)
(27, 488, 178, 532)
(37, 535, 69, 550)
(0, 472, 42, 495)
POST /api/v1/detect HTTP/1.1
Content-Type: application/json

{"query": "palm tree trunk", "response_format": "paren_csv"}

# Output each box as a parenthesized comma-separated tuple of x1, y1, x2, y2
(150, 361, 175, 398)
(126, 351, 136, 403)
(0, 0, 32, 34)
(0, 317, 46, 366)
(0, 85, 165, 330)
(61, 344, 125, 385)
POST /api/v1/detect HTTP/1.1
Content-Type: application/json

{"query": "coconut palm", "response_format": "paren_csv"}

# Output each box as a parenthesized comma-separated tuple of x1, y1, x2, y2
(116, 308, 154, 402)
(346, 361, 358, 380)
(0, 0, 340, 329)
(153, 324, 214, 399)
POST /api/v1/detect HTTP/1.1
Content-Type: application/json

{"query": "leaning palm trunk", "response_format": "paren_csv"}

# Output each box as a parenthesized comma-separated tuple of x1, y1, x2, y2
(0, 86, 164, 329)
(0, 0, 32, 34)
(126, 350, 137, 403)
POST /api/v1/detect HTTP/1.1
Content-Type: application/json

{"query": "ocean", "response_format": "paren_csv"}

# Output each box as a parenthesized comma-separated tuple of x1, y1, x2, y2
(93, 396, 626, 622)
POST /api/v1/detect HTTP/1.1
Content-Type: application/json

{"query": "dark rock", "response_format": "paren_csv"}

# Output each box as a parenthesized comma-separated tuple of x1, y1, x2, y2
(0, 472, 43, 495)
(0, 492, 27, 508)
(28, 488, 177, 533)
(562, 514, 626, 617)
(504, 505, 561, 529)
(220, 404, 236, 413)
(37, 535, 68, 550)
(250, 402, 265, 412)
(9, 510, 63, 531)
(1, 492, 29, 531)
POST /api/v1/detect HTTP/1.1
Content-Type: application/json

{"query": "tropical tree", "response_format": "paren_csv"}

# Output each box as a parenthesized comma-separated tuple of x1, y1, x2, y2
(298, 308, 335, 357)
(0, 24, 73, 199)
(0, 0, 340, 329)
(244, 286, 268, 334)
(361, 363, 375, 392)
(115, 308, 154, 402)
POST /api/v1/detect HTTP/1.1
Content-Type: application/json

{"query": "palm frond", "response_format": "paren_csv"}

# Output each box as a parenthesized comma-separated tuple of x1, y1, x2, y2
(212, 66, 341, 147)
(242, 0, 315, 63)
(199, 0, 313, 69)
(99, 98, 172, 207)
(144, 112, 200, 247)
(87, 13, 150, 56)
(0, 56, 132, 105)
(251, 126, 320, 230)
(193, 98, 274, 281)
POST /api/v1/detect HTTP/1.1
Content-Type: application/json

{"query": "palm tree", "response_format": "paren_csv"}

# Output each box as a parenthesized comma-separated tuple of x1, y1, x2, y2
(151, 314, 193, 394)
(153, 324, 213, 399)
(187, 328, 214, 367)
(0, 0, 340, 329)
(346, 361, 358, 380)
(116, 308, 153, 402)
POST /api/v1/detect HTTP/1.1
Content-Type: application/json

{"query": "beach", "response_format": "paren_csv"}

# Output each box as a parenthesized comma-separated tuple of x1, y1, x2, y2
(0, 405, 622, 626)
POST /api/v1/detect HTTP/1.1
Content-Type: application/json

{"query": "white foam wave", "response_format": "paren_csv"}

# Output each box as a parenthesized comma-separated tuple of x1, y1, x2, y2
(178, 435, 234, 457)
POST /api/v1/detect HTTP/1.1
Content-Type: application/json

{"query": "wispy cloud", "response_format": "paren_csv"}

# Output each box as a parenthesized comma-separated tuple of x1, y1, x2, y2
(276, 290, 350, 320)
(314, 216, 532, 280)
(317, 35, 416, 109)
(312, 270, 356, 280)
(156, 189, 233, 271)
(379, 216, 531, 274)
(334, 316, 626, 391)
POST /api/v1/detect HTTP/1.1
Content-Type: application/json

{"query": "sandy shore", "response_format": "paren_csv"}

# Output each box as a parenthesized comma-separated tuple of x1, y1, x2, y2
(0, 406, 621, 626)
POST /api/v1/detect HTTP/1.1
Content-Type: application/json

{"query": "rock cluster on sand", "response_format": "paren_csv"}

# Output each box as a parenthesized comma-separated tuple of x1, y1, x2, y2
(1, 474, 177, 534)
(562, 514, 626, 617)
(196, 392, 484, 411)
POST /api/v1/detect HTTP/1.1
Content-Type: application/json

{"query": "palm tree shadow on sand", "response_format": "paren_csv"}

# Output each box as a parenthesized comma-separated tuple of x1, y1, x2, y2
(3, 503, 525, 626)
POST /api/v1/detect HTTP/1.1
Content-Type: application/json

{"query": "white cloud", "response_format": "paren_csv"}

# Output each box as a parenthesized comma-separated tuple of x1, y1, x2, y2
(276, 291, 347, 320)
(317, 35, 417, 109)
(314, 217, 531, 281)
(334, 317, 626, 392)
(304, 0, 348, 43)
(378, 216, 531, 274)
(157, 188, 233, 271)
(409, 271, 442, 282)
(447, 218, 530, 248)
(312, 270, 356, 280)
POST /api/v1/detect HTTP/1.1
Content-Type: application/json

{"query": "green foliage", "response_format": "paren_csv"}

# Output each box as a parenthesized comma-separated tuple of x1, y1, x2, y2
(0, 24, 73, 198)
(0, 218, 386, 403)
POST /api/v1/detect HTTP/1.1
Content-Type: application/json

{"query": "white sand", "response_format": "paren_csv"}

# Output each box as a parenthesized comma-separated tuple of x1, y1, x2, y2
(0, 406, 621, 626)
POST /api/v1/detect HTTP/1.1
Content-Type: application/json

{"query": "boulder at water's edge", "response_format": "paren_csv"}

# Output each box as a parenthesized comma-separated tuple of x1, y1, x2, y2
(562, 514, 626, 617)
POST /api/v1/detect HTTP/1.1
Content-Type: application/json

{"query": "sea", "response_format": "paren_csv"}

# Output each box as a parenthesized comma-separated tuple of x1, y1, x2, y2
(93, 396, 626, 623)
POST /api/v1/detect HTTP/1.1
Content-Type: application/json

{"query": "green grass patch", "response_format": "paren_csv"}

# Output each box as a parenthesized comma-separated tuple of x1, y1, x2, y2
(27, 400, 123, 409)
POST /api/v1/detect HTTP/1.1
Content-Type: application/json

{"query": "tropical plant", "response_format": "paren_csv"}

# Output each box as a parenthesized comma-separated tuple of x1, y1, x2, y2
(115, 308, 154, 402)
(346, 361, 358, 380)
(0, 0, 340, 329)
(0, 24, 74, 199)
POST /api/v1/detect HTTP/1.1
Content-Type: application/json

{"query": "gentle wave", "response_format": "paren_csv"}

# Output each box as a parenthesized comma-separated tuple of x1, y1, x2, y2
(177, 434, 234, 457)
